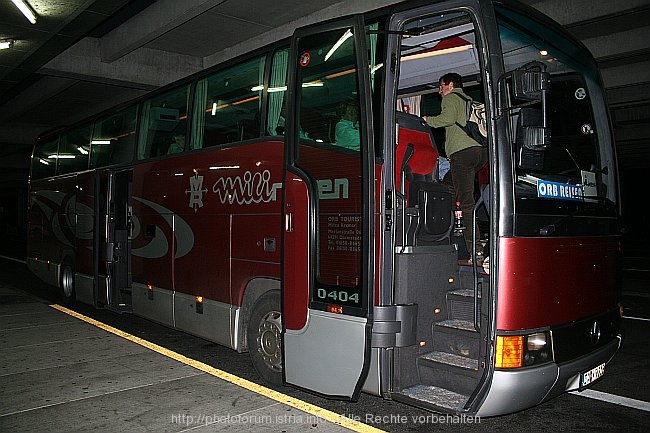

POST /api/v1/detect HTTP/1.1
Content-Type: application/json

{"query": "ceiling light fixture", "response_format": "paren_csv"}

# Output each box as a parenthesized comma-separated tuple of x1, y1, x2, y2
(401, 44, 472, 62)
(0, 39, 15, 50)
(325, 29, 353, 61)
(11, 0, 38, 25)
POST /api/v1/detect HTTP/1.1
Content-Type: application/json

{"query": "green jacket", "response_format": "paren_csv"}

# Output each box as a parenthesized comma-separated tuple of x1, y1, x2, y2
(425, 88, 481, 156)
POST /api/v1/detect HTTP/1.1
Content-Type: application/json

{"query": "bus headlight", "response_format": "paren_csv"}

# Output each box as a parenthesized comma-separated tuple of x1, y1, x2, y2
(523, 332, 552, 366)
(495, 331, 553, 369)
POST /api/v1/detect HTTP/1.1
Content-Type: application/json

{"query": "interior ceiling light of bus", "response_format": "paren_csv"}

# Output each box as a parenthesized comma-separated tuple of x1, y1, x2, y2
(401, 37, 472, 62)
(325, 29, 353, 61)
(399, 36, 478, 90)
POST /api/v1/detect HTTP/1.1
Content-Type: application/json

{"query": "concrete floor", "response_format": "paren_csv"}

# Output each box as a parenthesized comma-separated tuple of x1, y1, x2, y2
(0, 284, 364, 433)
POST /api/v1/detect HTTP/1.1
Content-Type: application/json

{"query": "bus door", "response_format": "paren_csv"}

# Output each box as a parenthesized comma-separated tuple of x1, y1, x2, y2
(101, 169, 133, 311)
(282, 15, 375, 399)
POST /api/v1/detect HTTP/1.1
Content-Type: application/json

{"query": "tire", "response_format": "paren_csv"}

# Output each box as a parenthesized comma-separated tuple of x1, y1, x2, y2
(247, 291, 283, 385)
(59, 260, 76, 306)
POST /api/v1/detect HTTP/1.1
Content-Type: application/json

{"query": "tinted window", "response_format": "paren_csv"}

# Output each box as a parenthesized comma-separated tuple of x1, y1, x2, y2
(57, 124, 91, 175)
(294, 27, 365, 311)
(137, 85, 190, 159)
(91, 104, 138, 167)
(31, 137, 59, 180)
(191, 56, 265, 149)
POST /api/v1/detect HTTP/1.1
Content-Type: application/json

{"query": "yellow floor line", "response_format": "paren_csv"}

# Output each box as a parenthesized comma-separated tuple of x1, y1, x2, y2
(49, 304, 387, 433)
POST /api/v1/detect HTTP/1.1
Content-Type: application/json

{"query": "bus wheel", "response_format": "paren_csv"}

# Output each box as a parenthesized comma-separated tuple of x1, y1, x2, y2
(247, 291, 283, 385)
(59, 260, 76, 306)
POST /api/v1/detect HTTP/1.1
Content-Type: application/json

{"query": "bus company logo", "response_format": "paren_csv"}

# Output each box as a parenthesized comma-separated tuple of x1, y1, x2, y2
(186, 173, 208, 212)
(131, 197, 194, 259)
(212, 170, 282, 205)
(318, 178, 349, 200)
(31, 190, 92, 246)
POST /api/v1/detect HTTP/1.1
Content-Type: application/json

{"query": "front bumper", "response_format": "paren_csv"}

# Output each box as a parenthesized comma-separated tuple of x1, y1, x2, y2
(476, 336, 621, 417)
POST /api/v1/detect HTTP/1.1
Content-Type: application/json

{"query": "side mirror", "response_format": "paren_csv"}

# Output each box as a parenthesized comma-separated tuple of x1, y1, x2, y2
(517, 108, 550, 150)
(516, 108, 550, 170)
(508, 62, 551, 170)
(513, 69, 550, 101)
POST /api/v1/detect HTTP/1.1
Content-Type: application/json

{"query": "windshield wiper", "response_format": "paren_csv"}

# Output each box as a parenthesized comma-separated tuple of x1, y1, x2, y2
(538, 195, 613, 236)
(539, 209, 580, 236)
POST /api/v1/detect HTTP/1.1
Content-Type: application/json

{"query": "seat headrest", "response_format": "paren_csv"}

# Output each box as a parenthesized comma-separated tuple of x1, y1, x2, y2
(395, 112, 439, 190)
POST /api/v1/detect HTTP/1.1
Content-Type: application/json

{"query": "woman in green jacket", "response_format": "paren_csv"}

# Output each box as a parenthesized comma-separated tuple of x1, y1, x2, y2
(424, 72, 488, 264)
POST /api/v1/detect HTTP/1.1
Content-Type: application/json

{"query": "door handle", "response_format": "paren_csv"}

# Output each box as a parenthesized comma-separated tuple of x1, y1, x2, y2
(285, 212, 294, 232)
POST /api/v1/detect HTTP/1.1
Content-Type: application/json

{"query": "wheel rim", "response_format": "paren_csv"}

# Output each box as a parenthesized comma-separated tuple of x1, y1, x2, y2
(256, 310, 282, 372)
(61, 266, 74, 298)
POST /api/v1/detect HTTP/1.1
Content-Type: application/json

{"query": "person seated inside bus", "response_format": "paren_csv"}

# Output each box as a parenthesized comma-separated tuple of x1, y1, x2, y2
(335, 100, 360, 151)
(274, 102, 310, 139)
(167, 133, 185, 154)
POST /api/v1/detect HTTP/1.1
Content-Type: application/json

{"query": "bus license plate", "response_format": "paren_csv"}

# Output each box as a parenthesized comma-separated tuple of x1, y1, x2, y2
(580, 363, 605, 388)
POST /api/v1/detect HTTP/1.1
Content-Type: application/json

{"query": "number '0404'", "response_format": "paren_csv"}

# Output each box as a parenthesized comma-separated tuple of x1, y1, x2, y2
(316, 289, 359, 304)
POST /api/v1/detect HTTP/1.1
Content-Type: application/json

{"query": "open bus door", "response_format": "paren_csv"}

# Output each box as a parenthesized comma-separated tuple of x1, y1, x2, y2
(281, 16, 376, 399)
(98, 169, 133, 311)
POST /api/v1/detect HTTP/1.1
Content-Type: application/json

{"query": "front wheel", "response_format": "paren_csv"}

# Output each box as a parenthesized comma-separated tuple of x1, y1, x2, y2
(247, 291, 283, 385)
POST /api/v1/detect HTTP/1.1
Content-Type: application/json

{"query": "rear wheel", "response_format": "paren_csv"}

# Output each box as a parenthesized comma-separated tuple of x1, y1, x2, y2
(59, 260, 75, 306)
(247, 291, 283, 385)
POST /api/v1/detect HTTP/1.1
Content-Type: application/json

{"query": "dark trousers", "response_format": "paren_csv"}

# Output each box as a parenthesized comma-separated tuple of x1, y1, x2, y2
(448, 146, 488, 256)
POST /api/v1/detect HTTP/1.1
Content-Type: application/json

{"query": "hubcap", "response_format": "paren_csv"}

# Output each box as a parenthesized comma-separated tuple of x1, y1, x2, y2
(256, 310, 282, 372)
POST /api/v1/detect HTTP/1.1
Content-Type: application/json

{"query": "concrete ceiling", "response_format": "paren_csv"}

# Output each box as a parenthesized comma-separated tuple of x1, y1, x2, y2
(0, 0, 403, 147)
(0, 0, 648, 169)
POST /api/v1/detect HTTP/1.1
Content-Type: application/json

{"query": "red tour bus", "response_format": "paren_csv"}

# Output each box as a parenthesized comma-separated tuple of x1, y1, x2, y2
(27, 0, 622, 416)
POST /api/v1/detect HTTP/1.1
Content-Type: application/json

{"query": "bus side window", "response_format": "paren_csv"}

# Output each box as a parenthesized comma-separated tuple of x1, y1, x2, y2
(137, 85, 190, 160)
(58, 124, 91, 175)
(296, 29, 361, 151)
(191, 55, 265, 149)
(91, 104, 138, 168)
(32, 137, 59, 180)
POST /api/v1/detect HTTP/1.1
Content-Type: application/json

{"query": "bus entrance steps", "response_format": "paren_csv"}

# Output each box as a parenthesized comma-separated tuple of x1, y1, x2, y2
(392, 260, 485, 413)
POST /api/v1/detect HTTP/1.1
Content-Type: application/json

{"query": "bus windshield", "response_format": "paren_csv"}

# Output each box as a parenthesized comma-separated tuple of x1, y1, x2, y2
(496, 6, 618, 218)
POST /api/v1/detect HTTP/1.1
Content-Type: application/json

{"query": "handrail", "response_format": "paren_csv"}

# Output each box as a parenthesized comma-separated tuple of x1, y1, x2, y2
(471, 195, 484, 332)
(397, 144, 414, 252)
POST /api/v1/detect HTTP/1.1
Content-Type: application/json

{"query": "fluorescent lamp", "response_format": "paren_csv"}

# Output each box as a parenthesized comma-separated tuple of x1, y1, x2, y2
(401, 44, 472, 62)
(0, 40, 15, 50)
(325, 29, 353, 61)
(11, 0, 37, 24)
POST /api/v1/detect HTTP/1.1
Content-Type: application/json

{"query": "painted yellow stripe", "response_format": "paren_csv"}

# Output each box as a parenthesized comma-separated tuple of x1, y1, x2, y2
(50, 304, 387, 433)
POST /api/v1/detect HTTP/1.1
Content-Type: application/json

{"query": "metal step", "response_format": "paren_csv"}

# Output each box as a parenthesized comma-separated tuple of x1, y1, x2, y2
(448, 288, 480, 299)
(418, 351, 480, 395)
(447, 290, 480, 322)
(420, 351, 479, 370)
(396, 384, 469, 412)
(433, 319, 480, 358)
(436, 318, 476, 332)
